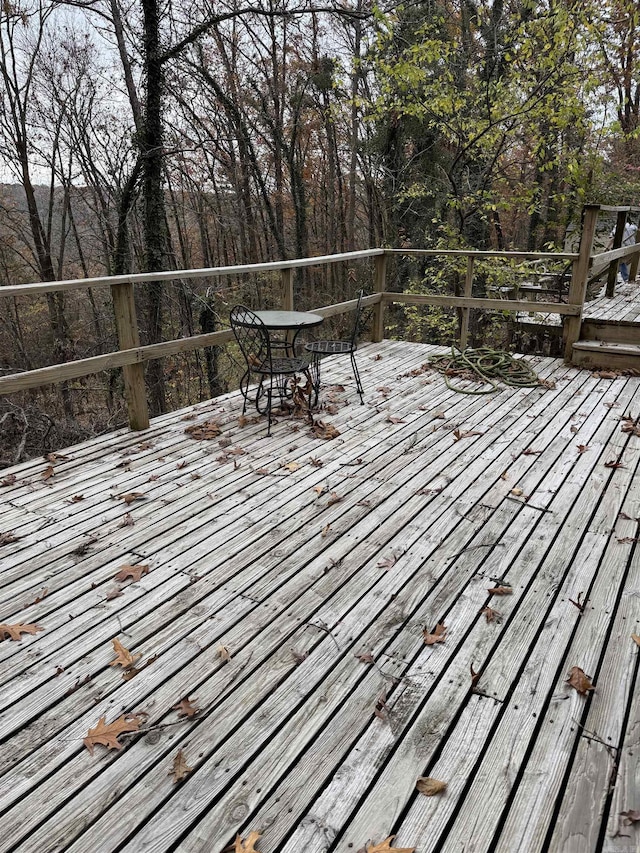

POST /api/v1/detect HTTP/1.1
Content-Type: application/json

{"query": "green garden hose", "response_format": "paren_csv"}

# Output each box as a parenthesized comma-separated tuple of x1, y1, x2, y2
(429, 346, 542, 394)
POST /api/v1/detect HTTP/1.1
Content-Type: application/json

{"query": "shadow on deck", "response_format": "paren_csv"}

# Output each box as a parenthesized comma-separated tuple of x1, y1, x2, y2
(0, 340, 639, 853)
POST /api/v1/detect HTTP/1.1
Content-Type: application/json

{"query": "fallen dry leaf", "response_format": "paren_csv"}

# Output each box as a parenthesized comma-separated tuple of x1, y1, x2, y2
(576, 444, 591, 454)
(566, 666, 595, 695)
(327, 492, 344, 506)
(488, 585, 512, 596)
(1, 473, 17, 486)
(604, 460, 625, 469)
(423, 623, 446, 645)
(366, 837, 415, 853)
(309, 457, 324, 467)
(355, 652, 375, 664)
(83, 714, 143, 754)
(620, 417, 640, 437)
(109, 638, 142, 669)
(523, 448, 542, 456)
(69, 494, 84, 503)
(620, 809, 640, 825)
(470, 663, 481, 689)
(284, 461, 302, 472)
(433, 410, 446, 419)
(386, 415, 404, 424)
(416, 776, 447, 797)
(118, 513, 135, 528)
(453, 428, 482, 441)
(114, 564, 149, 583)
(510, 488, 523, 497)
(481, 607, 499, 623)
(377, 554, 397, 570)
(311, 420, 340, 440)
(105, 587, 123, 601)
(119, 492, 146, 505)
(217, 644, 230, 662)
(185, 419, 222, 440)
(42, 465, 55, 481)
(234, 832, 262, 853)
(0, 531, 20, 546)
(291, 649, 308, 665)
(173, 697, 199, 718)
(321, 523, 332, 537)
(631, 634, 640, 647)
(0, 623, 44, 641)
(169, 749, 192, 783)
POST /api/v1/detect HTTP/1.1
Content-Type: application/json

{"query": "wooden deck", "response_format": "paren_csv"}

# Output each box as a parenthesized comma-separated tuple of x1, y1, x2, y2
(584, 280, 640, 323)
(1, 340, 639, 853)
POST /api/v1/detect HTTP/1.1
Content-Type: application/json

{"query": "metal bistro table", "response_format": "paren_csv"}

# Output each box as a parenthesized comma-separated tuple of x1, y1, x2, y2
(246, 310, 324, 355)
(231, 308, 324, 431)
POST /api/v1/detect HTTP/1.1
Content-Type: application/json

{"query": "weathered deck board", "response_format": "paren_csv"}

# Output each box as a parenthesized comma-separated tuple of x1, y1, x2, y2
(0, 341, 639, 853)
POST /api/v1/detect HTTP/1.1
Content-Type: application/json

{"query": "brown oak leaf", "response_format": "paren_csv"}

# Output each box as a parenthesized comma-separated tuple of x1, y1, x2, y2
(366, 837, 415, 853)
(114, 564, 149, 583)
(0, 531, 20, 546)
(83, 714, 143, 754)
(566, 666, 595, 694)
(234, 832, 261, 853)
(576, 444, 590, 454)
(355, 652, 375, 664)
(42, 465, 55, 480)
(327, 492, 344, 506)
(119, 492, 146, 505)
(185, 419, 222, 440)
(481, 607, 499, 623)
(311, 420, 340, 440)
(604, 460, 625, 469)
(109, 638, 142, 669)
(620, 809, 640, 825)
(173, 697, 199, 718)
(416, 776, 447, 796)
(217, 644, 231, 662)
(423, 623, 446, 645)
(488, 585, 512, 596)
(0, 623, 43, 641)
(632, 634, 640, 647)
(169, 748, 192, 783)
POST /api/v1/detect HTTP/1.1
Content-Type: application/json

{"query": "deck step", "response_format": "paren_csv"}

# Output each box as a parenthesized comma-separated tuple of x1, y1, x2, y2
(581, 318, 640, 345)
(572, 339, 640, 370)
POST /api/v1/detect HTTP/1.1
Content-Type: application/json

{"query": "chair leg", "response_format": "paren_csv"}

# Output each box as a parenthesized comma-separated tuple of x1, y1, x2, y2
(266, 376, 273, 436)
(351, 351, 364, 404)
(310, 354, 321, 407)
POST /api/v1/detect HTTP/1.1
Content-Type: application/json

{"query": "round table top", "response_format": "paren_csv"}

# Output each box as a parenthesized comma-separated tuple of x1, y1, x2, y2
(244, 310, 324, 329)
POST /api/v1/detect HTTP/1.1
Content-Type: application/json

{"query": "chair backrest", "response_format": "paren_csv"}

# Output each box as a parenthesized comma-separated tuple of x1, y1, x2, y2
(230, 305, 270, 371)
(349, 290, 364, 347)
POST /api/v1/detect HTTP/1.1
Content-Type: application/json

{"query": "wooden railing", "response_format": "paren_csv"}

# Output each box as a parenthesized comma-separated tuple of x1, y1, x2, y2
(0, 235, 609, 432)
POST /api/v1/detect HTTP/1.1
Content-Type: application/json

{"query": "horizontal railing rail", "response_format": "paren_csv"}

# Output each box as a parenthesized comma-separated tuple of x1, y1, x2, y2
(0, 232, 607, 429)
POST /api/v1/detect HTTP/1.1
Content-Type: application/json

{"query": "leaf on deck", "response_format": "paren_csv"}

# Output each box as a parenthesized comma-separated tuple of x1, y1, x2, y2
(119, 492, 146, 505)
(487, 585, 512, 596)
(284, 461, 302, 472)
(234, 832, 262, 853)
(604, 460, 625, 469)
(185, 419, 222, 440)
(355, 652, 375, 664)
(83, 714, 143, 754)
(620, 809, 640, 825)
(566, 666, 595, 694)
(416, 776, 447, 796)
(118, 513, 135, 527)
(1, 473, 17, 486)
(327, 492, 344, 506)
(452, 428, 482, 441)
(217, 644, 231, 662)
(109, 638, 142, 669)
(114, 564, 149, 583)
(42, 465, 55, 480)
(423, 623, 446, 645)
(169, 749, 192, 783)
(366, 837, 415, 853)
(377, 554, 397, 570)
(311, 420, 340, 440)
(480, 607, 499, 623)
(173, 697, 199, 718)
(576, 444, 591, 454)
(631, 634, 640, 647)
(0, 623, 43, 641)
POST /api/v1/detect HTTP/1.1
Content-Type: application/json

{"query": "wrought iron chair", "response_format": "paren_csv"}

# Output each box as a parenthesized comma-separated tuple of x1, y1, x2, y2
(230, 305, 312, 435)
(305, 290, 365, 406)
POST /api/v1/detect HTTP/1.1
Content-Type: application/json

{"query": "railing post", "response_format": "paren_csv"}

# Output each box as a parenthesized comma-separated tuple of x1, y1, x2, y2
(281, 268, 294, 311)
(111, 282, 150, 430)
(563, 204, 599, 363)
(372, 252, 386, 342)
(459, 256, 474, 350)
(606, 209, 627, 297)
(630, 249, 639, 282)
